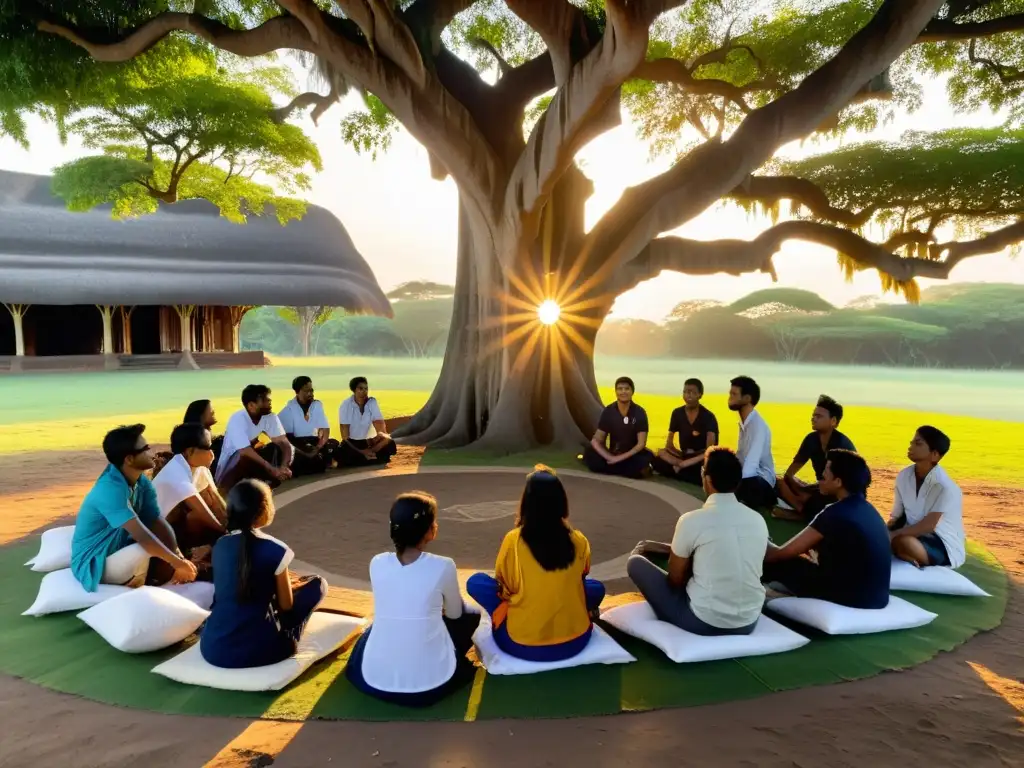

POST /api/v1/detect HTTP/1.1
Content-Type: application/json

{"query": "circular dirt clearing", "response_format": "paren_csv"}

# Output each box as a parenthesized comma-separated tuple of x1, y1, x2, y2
(271, 470, 687, 579)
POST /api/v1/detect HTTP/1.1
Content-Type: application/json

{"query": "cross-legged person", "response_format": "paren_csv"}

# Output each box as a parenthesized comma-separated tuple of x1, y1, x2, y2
(337, 376, 398, 467)
(201, 480, 327, 669)
(152, 423, 227, 580)
(467, 466, 605, 662)
(651, 378, 718, 484)
(774, 395, 856, 521)
(71, 424, 198, 592)
(729, 376, 778, 510)
(345, 492, 480, 707)
(215, 385, 294, 493)
(183, 399, 223, 476)
(762, 450, 891, 609)
(278, 376, 338, 476)
(888, 426, 966, 568)
(628, 448, 767, 635)
(581, 376, 654, 479)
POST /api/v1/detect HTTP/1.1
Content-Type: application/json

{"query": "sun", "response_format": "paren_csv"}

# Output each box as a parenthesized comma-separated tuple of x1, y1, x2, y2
(537, 299, 561, 326)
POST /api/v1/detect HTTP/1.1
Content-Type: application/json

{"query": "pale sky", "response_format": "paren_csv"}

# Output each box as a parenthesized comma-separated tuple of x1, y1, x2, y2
(2, 71, 1021, 323)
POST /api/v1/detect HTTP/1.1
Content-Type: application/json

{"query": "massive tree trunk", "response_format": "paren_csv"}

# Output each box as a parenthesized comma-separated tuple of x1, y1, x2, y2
(395, 169, 608, 451)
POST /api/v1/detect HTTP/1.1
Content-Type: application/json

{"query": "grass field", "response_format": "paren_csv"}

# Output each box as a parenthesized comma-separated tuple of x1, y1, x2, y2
(0, 356, 1021, 486)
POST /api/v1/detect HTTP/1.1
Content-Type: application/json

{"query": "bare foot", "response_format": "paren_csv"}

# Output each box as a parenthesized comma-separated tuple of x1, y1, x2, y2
(771, 506, 804, 522)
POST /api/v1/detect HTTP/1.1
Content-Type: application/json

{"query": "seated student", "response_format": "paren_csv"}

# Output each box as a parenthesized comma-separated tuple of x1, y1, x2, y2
(581, 376, 654, 479)
(651, 378, 719, 484)
(278, 376, 338, 476)
(888, 426, 965, 568)
(183, 399, 223, 475)
(762, 449, 890, 609)
(628, 447, 767, 635)
(337, 376, 398, 467)
(71, 424, 198, 592)
(215, 384, 294, 492)
(152, 423, 227, 580)
(201, 479, 327, 669)
(730, 376, 778, 509)
(345, 492, 481, 707)
(467, 466, 605, 662)
(774, 395, 856, 521)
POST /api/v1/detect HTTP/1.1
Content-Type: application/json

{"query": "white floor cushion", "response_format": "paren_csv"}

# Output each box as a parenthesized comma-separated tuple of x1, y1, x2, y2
(601, 601, 809, 663)
(78, 586, 210, 653)
(472, 620, 634, 675)
(25, 526, 76, 572)
(889, 559, 990, 597)
(23, 568, 131, 616)
(151, 612, 365, 691)
(160, 581, 216, 610)
(766, 594, 937, 635)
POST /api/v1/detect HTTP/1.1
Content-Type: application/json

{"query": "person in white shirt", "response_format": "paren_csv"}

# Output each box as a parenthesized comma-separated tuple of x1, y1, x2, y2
(215, 384, 294, 492)
(730, 375, 777, 509)
(152, 423, 227, 579)
(344, 491, 480, 707)
(628, 447, 767, 635)
(278, 376, 338, 476)
(337, 376, 398, 467)
(888, 426, 966, 568)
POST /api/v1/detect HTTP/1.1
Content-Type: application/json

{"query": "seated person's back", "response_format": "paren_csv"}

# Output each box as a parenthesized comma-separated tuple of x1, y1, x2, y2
(764, 450, 890, 610)
(466, 466, 605, 661)
(813, 494, 892, 608)
(202, 480, 325, 668)
(677, 486, 768, 629)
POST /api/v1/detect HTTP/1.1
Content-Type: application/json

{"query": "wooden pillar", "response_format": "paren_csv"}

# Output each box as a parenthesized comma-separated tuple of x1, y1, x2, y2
(3, 304, 29, 357)
(96, 305, 116, 354)
(229, 305, 255, 353)
(173, 304, 196, 353)
(120, 306, 136, 355)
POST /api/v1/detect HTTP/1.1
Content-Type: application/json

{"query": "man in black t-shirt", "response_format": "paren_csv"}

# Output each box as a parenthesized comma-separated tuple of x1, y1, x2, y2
(581, 376, 654, 479)
(651, 378, 719, 485)
(774, 394, 856, 522)
(763, 449, 890, 610)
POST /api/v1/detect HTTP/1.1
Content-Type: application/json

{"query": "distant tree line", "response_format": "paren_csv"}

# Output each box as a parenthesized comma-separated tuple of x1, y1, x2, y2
(596, 284, 1024, 370)
(242, 281, 1023, 370)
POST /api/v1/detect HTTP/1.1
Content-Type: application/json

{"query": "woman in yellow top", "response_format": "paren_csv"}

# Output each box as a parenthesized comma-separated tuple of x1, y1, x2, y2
(466, 465, 605, 662)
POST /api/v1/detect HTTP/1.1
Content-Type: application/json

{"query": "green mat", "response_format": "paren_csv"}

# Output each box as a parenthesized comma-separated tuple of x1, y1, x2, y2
(0, 539, 1007, 722)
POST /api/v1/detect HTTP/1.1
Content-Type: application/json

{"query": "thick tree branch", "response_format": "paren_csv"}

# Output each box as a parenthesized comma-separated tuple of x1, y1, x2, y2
(582, 0, 945, 287)
(402, 0, 477, 48)
(730, 175, 877, 227)
(617, 217, 1024, 296)
(271, 88, 340, 125)
(918, 12, 1024, 41)
(632, 58, 767, 112)
(37, 13, 312, 61)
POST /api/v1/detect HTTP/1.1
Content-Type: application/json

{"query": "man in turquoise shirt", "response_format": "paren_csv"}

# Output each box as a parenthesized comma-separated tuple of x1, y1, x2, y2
(71, 424, 198, 592)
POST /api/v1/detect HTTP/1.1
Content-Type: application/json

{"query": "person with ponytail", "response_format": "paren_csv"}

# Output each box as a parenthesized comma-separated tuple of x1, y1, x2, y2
(466, 466, 605, 662)
(345, 492, 480, 707)
(200, 479, 326, 668)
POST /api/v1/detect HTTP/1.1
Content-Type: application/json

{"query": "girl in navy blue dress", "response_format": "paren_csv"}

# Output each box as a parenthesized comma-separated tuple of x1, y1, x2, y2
(200, 479, 326, 668)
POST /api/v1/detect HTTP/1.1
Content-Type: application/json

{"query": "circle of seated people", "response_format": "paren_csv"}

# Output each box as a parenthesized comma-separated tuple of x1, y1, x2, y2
(7, 372, 1003, 718)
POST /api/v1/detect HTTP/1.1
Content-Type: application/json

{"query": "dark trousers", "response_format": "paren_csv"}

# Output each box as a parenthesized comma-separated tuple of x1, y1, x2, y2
(736, 476, 778, 510)
(289, 436, 339, 476)
(581, 445, 653, 479)
(337, 437, 397, 467)
(218, 443, 285, 493)
(345, 613, 481, 708)
(627, 555, 757, 636)
(466, 572, 605, 662)
(650, 455, 703, 485)
(165, 500, 223, 581)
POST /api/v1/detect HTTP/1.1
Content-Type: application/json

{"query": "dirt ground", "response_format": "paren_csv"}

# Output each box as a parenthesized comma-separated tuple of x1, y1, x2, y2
(0, 446, 1021, 768)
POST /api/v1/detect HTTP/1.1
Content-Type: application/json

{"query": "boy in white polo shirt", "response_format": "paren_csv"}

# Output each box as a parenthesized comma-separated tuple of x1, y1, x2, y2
(278, 375, 338, 475)
(889, 426, 966, 568)
(338, 376, 398, 467)
(215, 384, 294, 492)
